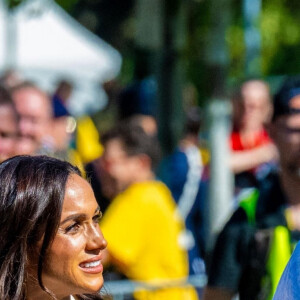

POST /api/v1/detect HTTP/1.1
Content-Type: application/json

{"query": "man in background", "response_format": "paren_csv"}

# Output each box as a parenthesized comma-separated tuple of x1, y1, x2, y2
(160, 107, 208, 277)
(100, 123, 198, 300)
(10, 82, 53, 155)
(203, 77, 300, 300)
(229, 79, 278, 190)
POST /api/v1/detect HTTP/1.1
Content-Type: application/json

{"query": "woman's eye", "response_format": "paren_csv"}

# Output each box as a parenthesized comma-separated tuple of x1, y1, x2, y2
(93, 212, 103, 223)
(65, 222, 81, 234)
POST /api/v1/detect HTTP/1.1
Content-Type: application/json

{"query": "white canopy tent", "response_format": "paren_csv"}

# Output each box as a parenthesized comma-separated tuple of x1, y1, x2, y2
(0, 0, 122, 115)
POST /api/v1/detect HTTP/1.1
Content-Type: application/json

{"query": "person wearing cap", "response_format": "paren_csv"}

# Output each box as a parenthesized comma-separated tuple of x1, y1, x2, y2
(203, 77, 300, 300)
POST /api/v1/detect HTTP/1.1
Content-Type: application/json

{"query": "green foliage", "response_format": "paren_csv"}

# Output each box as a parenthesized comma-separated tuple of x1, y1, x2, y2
(261, 0, 300, 75)
(5, 0, 23, 9)
(55, 0, 79, 13)
(226, 0, 300, 77)
(184, 0, 212, 105)
(8, 0, 300, 105)
(226, 25, 245, 79)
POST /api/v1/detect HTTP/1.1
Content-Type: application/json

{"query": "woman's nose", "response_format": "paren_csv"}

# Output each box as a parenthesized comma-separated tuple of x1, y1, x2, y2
(86, 224, 107, 251)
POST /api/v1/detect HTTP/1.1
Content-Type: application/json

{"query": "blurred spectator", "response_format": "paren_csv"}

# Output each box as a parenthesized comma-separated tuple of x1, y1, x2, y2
(50, 80, 78, 163)
(49, 78, 103, 165)
(85, 114, 158, 214)
(117, 76, 157, 120)
(229, 79, 278, 190)
(91, 79, 122, 137)
(52, 79, 72, 118)
(0, 69, 23, 88)
(4, 75, 81, 168)
(160, 107, 208, 276)
(51, 114, 78, 161)
(10, 81, 53, 155)
(0, 86, 19, 162)
(75, 115, 104, 164)
(203, 77, 300, 300)
(84, 150, 116, 216)
(100, 123, 198, 300)
(127, 114, 158, 136)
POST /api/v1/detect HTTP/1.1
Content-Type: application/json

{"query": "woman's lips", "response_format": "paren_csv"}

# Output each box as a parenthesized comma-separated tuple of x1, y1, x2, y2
(79, 256, 103, 274)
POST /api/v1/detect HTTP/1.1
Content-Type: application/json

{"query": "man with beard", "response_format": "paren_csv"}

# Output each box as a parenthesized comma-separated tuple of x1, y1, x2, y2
(203, 77, 300, 300)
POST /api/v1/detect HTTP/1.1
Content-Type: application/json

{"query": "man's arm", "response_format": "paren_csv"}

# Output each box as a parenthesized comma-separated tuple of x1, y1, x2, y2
(230, 143, 278, 174)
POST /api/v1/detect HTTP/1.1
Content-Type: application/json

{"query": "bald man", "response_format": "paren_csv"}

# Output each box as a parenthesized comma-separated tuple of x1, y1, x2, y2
(11, 82, 53, 155)
(229, 80, 278, 189)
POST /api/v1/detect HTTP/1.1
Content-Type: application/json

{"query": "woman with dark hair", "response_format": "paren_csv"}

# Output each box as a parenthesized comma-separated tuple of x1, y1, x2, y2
(0, 155, 107, 300)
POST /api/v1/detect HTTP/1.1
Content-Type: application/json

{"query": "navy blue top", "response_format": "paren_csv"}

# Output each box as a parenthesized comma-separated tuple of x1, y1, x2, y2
(159, 148, 208, 275)
(52, 95, 70, 118)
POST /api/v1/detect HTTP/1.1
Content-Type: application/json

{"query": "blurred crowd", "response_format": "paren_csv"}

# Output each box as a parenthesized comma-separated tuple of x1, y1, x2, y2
(1, 68, 300, 300)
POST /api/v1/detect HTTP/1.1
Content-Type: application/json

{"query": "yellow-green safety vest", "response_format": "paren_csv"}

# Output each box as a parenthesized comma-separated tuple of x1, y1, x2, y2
(239, 189, 293, 300)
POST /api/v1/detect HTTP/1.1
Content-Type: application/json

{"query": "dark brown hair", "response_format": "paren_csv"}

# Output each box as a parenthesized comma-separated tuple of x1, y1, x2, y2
(101, 122, 161, 170)
(0, 155, 103, 300)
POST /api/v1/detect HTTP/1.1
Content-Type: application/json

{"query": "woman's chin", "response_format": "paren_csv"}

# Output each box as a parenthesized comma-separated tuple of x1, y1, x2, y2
(82, 278, 104, 294)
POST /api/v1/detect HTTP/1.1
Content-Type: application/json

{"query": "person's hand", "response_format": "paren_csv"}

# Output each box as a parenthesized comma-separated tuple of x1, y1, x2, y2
(255, 142, 279, 163)
(230, 142, 279, 174)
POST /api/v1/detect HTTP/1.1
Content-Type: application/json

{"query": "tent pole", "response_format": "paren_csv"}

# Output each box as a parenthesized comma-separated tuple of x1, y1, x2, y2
(243, 0, 262, 76)
(5, 6, 17, 69)
(204, 0, 234, 252)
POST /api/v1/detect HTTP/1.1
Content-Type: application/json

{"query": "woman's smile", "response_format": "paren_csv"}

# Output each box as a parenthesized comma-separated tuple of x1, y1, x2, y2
(79, 255, 104, 274)
(41, 174, 107, 296)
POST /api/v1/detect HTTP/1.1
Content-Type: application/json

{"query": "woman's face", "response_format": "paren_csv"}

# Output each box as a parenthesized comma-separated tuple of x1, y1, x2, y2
(42, 174, 107, 297)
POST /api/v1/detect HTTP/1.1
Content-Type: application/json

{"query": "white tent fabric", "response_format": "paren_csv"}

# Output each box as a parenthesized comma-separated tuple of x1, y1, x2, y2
(0, 1, 7, 67)
(0, 0, 122, 115)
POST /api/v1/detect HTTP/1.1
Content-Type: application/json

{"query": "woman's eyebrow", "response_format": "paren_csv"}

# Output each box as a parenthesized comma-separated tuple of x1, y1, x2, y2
(60, 213, 87, 225)
(60, 207, 101, 225)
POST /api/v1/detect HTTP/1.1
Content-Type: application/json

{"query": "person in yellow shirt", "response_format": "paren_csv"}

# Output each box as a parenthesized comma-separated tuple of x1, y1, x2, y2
(100, 123, 198, 300)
